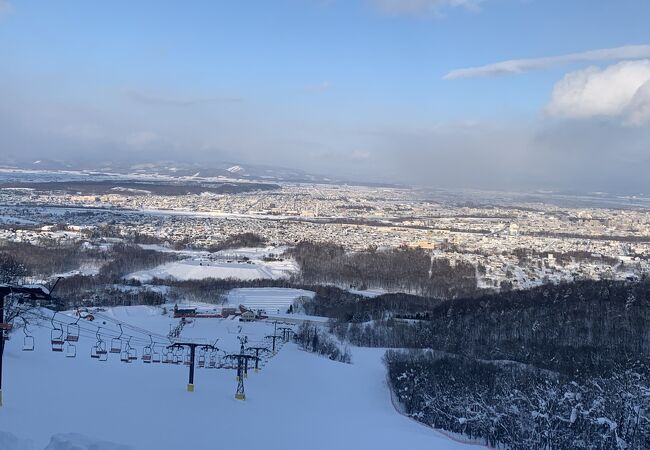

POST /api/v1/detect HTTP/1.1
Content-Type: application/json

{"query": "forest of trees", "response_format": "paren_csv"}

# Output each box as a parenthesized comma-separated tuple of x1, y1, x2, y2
(328, 280, 650, 374)
(386, 351, 650, 449)
(206, 232, 266, 252)
(288, 241, 478, 298)
(305, 279, 650, 449)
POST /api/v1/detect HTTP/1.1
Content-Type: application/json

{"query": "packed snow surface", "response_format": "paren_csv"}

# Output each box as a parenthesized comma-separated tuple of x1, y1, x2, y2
(1, 304, 474, 450)
(127, 247, 298, 282)
(226, 287, 315, 313)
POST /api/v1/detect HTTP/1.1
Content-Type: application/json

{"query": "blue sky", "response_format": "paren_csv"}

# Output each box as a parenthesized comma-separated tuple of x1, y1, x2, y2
(2, 0, 650, 191)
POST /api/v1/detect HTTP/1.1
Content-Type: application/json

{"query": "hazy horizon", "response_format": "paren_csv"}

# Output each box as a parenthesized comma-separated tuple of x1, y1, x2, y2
(2, 1, 650, 193)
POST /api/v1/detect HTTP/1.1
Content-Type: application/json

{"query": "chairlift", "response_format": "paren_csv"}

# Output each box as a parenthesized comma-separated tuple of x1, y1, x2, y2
(142, 336, 153, 363)
(197, 347, 206, 368)
(51, 312, 65, 352)
(151, 345, 161, 364)
(65, 317, 80, 342)
(110, 324, 123, 353)
(97, 340, 108, 362)
(208, 351, 217, 368)
(183, 348, 192, 366)
(95, 328, 108, 362)
(173, 348, 183, 365)
(142, 347, 152, 363)
(22, 321, 34, 352)
(66, 341, 76, 358)
(91, 344, 99, 359)
(128, 346, 138, 361)
(120, 346, 130, 363)
(161, 347, 171, 364)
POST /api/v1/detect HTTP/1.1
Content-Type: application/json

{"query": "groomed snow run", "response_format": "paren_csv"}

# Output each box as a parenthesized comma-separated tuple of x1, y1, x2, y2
(0, 305, 475, 450)
(226, 287, 315, 313)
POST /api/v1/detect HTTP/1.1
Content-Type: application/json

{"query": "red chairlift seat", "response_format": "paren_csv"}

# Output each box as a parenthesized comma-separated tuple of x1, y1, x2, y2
(51, 329, 65, 352)
(65, 323, 80, 342)
(111, 324, 125, 353)
(142, 345, 152, 363)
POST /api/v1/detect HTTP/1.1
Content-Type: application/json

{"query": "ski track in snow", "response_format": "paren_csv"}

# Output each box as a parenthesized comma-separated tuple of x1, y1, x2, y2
(0, 305, 473, 450)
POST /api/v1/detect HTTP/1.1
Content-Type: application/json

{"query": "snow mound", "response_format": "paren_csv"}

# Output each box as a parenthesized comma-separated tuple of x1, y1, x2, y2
(0, 430, 34, 450)
(45, 433, 134, 450)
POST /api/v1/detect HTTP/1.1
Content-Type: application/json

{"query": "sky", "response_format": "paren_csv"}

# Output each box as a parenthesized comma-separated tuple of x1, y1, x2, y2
(1, 0, 650, 192)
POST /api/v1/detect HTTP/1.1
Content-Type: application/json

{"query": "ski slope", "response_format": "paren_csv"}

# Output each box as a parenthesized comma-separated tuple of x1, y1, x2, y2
(0, 306, 474, 450)
(226, 287, 315, 313)
(127, 259, 287, 282)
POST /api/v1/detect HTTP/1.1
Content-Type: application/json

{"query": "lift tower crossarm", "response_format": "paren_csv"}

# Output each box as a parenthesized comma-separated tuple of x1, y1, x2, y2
(167, 342, 217, 392)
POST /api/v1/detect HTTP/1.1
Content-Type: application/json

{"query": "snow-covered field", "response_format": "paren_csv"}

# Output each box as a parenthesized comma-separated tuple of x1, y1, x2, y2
(0, 305, 473, 450)
(128, 247, 298, 282)
(226, 287, 315, 313)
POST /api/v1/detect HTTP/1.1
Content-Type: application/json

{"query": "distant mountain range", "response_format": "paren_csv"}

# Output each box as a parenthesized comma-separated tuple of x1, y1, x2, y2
(1, 158, 400, 188)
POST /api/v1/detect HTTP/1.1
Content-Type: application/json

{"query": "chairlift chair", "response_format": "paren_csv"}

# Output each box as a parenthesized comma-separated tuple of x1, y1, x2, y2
(97, 340, 108, 361)
(183, 348, 192, 366)
(197, 348, 206, 368)
(151, 345, 161, 363)
(91, 345, 99, 359)
(65, 322, 80, 342)
(161, 347, 171, 364)
(128, 346, 138, 361)
(51, 312, 65, 352)
(51, 328, 65, 352)
(110, 324, 123, 353)
(66, 341, 76, 358)
(94, 328, 108, 361)
(23, 322, 35, 351)
(142, 346, 152, 363)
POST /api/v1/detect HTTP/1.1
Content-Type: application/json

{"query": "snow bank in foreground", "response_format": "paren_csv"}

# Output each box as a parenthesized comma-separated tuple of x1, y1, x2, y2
(0, 431, 132, 450)
(45, 433, 133, 450)
(0, 431, 34, 450)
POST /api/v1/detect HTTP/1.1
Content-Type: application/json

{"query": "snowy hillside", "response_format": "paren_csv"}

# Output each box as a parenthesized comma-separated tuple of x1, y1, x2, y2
(0, 305, 474, 450)
(127, 247, 298, 282)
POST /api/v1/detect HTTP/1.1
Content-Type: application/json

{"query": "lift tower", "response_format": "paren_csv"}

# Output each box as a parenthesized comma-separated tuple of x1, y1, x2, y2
(167, 342, 218, 392)
(246, 346, 270, 372)
(225, 353, 259, 400)
(278, 326, 295, 343)
(265, 334, 283, 353)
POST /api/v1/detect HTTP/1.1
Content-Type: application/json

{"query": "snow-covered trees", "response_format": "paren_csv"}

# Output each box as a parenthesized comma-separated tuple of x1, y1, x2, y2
(386, 351, 650, 449)
(288, 242, 478, 298)
(0, 252, 28, 283)
(294, 322, 351, 363)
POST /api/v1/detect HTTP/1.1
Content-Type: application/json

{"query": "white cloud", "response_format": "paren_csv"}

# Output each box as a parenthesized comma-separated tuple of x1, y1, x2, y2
(370, 0, 482, 15)
(546, 60, 650, 126)
(0, 0, 13, 15)
(625, 80, 650, 126)
(444, 45, 650, 79)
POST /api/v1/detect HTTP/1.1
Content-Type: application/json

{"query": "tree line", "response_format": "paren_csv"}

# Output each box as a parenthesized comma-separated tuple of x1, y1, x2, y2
(287, 241, 478, 298)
